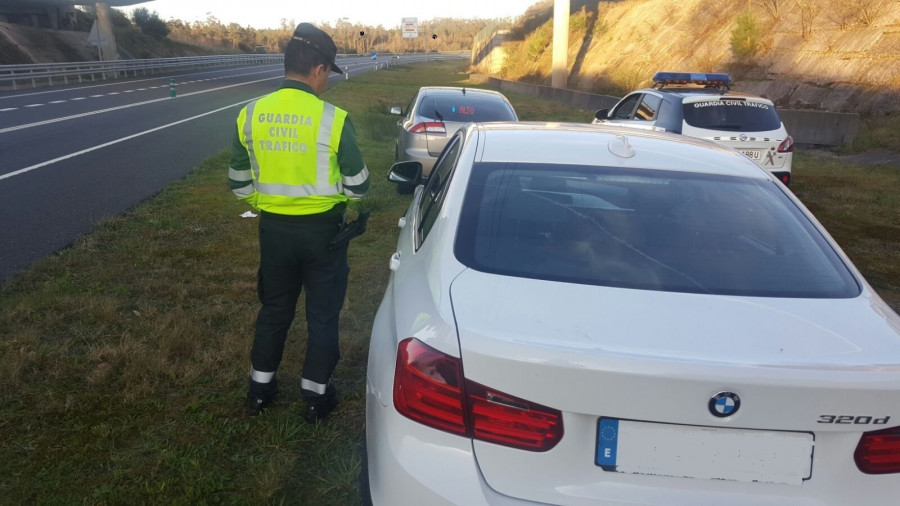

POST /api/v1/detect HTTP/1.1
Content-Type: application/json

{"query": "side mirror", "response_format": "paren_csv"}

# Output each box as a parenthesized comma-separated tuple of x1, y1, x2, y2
(388, 161, 423, 185)
(595, 109, 609, 121)
(390, 106, 402, 116)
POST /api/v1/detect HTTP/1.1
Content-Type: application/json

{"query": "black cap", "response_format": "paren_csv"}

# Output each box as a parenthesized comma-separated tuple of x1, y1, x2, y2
(291, 23, 343, 74)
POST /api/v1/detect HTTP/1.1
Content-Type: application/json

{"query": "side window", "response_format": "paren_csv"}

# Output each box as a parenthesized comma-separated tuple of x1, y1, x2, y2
(635, 94, 662, 121)
(611, 94, 642, 120)
(404, 93, 418, 120)
(416, 135, 463, 248)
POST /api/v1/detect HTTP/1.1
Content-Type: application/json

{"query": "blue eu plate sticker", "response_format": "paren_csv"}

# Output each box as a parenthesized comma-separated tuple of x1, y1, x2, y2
(596, 418, 619, 469)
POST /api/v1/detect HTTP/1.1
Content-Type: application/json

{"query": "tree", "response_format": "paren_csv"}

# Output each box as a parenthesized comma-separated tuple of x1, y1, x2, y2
(731, 11, 762, 61)
(796, 0, 819, 41)
(757, 0, 780, 21)
(854, 0, 889, 26)
(132, 7, 170, 39)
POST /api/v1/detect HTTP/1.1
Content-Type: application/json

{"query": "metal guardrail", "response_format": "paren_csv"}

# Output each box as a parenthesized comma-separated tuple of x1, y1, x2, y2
(0, 52, 467, 91)
(0, 54, 284, 90)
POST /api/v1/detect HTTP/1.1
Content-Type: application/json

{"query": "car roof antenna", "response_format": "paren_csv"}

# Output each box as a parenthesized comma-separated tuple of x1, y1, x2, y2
(462, 87, 466, 95)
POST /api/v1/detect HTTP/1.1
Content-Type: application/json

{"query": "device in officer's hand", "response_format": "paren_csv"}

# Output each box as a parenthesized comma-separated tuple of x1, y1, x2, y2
(328, 208, 370, 250)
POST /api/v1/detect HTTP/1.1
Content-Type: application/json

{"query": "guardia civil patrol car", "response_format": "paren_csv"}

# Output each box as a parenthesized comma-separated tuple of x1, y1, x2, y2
(593, 72, 794, 185)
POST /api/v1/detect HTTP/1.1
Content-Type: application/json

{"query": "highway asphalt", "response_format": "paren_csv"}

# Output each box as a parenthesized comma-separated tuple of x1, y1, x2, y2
(0, 54, 448, 282)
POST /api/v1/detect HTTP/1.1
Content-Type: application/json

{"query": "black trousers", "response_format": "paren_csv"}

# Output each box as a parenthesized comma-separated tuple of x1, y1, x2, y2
(249, 209, 348, 399)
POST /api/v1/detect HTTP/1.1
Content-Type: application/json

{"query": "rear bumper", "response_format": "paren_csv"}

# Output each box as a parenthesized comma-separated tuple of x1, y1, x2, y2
(771, 170, 791, 185)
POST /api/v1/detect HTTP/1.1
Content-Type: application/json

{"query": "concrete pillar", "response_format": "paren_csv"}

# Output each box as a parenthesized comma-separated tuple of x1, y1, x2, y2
(551, 0, 569, 89)
(94, 2, 118, 61)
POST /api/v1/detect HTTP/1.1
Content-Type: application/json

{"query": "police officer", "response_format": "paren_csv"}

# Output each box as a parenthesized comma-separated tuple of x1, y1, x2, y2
(228, 23, 369, 421)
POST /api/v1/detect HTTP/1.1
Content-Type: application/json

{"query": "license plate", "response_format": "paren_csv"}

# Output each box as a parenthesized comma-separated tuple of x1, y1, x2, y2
(740, 149, 761, 159)
(596, 418, 814, 485)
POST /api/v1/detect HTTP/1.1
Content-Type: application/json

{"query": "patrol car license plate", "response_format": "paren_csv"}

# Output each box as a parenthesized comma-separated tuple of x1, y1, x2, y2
(595, 418, 814, 485)
(740, 149, 761, 159)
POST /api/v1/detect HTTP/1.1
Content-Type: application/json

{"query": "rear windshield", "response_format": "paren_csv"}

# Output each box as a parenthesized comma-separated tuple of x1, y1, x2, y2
(682, 99, 782, 132)
(419, 94, 517, 123)
(455, 164, 859, 298)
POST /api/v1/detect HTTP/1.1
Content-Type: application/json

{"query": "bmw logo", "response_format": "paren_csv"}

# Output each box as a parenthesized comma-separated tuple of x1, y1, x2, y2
(709, 391, 741, 418)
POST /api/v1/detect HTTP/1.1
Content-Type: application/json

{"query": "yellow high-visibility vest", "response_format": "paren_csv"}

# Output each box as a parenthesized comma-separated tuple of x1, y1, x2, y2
(236, 88, 348, 215)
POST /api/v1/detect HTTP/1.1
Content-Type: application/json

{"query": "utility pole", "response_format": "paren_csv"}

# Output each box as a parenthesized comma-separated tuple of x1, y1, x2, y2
(551, 0, 569, 89)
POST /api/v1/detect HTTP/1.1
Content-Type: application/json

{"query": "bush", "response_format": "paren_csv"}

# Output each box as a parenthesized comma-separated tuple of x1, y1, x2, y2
(132, 7, 170, 39)
(109, 7, 132, 28)
(730, 11, 761, 62)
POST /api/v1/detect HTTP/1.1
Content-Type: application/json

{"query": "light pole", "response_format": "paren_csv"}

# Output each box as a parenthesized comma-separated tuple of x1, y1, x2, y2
(551, 0, 570, 89)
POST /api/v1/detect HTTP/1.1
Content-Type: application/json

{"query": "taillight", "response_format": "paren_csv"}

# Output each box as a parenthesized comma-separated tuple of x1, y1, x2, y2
(855, 426, 900, 474)
(467, 381, 563, 451)
(393, 338, 467, 436)
(409, 122, 446, 134)
(393, 338, 564, 452)
(778, 135, 794, 153)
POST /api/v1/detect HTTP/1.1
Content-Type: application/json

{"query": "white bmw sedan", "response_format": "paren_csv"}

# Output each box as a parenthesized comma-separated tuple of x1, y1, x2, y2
(363, 122, 900, 505)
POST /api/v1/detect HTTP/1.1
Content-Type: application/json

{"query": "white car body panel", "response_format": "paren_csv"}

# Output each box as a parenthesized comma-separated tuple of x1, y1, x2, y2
(365, 122, 900, 505)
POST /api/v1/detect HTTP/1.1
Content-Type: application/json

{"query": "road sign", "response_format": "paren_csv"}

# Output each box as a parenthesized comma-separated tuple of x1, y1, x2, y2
(87, 20, 106, 46)
(371, 50, 377, 61)
(401, 17, 418, 39)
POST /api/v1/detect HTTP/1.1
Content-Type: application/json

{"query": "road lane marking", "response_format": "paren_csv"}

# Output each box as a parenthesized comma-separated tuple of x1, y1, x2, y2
(0, 108, 17, 112)
(0, 66, 283, 118)
(71, 97, 86, 100)
(0, 96, 262, 182)
(0, 64, 283, 101)
(0, 75, 280, 135)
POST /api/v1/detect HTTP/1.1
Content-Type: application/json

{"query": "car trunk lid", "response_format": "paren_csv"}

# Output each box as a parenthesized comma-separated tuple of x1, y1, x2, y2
(449, 270, 900, 504)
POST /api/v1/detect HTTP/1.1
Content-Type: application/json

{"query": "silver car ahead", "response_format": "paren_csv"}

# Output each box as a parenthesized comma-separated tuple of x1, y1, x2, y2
(391, 87, 517, 190)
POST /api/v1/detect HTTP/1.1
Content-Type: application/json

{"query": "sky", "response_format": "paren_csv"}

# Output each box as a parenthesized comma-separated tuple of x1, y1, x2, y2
(124, 0, 543, 30)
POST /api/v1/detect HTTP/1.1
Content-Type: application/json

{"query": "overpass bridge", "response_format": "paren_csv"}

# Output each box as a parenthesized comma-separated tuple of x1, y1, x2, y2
(0, 0, 151, 61)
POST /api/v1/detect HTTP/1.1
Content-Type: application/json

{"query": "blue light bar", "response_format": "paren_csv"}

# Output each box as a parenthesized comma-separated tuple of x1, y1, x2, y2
(652, 72, 732, 86)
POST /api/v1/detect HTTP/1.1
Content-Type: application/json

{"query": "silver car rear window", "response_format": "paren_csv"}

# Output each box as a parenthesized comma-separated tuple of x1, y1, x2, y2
(455, 163, 859, 298)
(419, 95, 517, 123)
(682, 100, 782, 132)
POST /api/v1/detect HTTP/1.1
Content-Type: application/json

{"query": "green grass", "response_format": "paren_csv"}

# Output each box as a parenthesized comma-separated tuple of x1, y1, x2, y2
(1, 59, 898, 504)
(790, 151, 900, 310)
(833, 112, 900, 154)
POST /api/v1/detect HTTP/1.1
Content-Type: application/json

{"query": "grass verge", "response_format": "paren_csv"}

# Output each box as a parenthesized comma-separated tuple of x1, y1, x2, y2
(1, 59, 898, 504)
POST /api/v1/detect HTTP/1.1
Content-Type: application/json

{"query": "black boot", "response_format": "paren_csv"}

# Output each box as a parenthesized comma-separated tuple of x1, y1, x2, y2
(303, 384, 338, 423)
(245, 377, 279, 417)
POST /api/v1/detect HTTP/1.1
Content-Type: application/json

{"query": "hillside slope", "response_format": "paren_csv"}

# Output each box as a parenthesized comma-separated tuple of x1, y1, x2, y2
(472, 0, 900, 114)
(0, 21, 97, 63)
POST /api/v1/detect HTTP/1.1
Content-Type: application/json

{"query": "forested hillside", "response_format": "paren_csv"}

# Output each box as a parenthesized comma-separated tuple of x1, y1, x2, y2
(163, 15, 498, 55)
